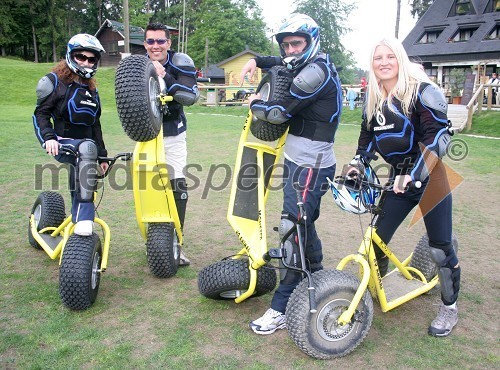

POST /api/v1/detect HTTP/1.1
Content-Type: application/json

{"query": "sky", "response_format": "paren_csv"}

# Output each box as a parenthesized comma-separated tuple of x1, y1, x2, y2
(256, 0, 418, 71)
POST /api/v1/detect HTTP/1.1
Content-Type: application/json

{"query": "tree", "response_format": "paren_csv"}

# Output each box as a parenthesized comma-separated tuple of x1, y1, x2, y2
(185, 0, 271, 69)
(0, 0, 33, 57)
(293, 0, 357, 83)
(409, 0, 434, 19)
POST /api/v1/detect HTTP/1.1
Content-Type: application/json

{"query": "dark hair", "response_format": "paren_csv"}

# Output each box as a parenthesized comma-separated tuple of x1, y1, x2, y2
(145, 22, 170, 40)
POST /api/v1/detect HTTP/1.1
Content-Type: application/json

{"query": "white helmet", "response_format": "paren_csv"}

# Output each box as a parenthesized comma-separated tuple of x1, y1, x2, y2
(328, 156, 381, 214)
(275, 13, 320, 71)
(65, 34, 105, 79)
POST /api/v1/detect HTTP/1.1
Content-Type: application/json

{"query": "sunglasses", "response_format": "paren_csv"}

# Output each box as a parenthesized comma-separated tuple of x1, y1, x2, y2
(73, 53, 98, 64)
(145, 38, 169, 45)
(280, 40, 306, 49)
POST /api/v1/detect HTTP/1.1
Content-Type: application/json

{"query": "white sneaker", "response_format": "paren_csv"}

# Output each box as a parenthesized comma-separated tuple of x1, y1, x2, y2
(249, 308, 286, 335)
(74, 220, 93, 236)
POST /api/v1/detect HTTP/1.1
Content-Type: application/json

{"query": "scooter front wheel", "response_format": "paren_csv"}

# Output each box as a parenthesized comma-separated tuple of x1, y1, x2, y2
(115, 55, 163, 142)
(59, 233, 102, 310)
(286, 269, 373, 359)
(198, 258, 276, 300)
(146, 222, 179, 278)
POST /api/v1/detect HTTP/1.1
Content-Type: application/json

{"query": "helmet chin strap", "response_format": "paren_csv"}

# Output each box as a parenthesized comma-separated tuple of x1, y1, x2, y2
(83, 67, 93, 79)
(283, 56, 296, 70)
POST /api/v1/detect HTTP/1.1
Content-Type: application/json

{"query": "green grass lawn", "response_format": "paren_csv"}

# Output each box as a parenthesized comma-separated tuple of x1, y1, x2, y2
(1, 57, 499, 369)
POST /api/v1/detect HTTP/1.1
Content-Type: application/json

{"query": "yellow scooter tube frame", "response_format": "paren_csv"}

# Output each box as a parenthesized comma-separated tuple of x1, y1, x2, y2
(29, 214, 112, 271)
(131, 94, 182, 244)
(335, 226, 439, 326)
(227, 111, 287, 303)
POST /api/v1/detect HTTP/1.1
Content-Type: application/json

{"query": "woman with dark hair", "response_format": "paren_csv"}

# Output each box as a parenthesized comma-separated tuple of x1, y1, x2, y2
(33, 34, 108, 236)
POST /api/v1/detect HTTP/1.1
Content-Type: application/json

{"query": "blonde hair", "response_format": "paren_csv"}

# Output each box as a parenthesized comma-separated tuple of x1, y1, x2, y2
(365, 38, 431, 123)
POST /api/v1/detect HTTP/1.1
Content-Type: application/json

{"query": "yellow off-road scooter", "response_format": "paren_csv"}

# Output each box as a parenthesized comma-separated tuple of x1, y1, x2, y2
(197, 66, 295, 300)
(28, 144, 131, 310)
(285, 156, 458, 359)
(115, 55, 184, 278)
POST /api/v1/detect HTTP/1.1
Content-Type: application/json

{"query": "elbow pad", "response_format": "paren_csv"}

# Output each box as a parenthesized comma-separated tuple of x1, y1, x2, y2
(436, 131, 451, 158)
(174, 88, 199, 106)
(411, 128, 451, 181)
(252, 103, 289, 124)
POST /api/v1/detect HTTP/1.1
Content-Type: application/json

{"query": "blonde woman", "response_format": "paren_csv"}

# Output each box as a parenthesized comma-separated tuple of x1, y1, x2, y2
(351, 38, 460, 337)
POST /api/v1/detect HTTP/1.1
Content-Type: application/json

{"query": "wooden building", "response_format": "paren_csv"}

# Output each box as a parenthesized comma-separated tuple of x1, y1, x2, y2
(402, 0, 500, 97)
(94, 19, 178, 67)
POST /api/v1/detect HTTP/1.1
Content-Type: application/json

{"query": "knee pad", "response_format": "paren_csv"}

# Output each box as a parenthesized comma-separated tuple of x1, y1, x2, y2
(278, 214, 302, 285)
(76, 140, 98, 202)
(429, 247, 461, 305)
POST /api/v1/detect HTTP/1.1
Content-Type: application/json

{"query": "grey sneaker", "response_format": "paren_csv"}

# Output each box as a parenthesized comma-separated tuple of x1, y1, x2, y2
(249, 308, 286, 335)
(428, 303, 458, 337)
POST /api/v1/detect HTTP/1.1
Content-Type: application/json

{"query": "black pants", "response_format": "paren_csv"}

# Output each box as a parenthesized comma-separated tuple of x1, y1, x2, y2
(376, 162, 453, 254)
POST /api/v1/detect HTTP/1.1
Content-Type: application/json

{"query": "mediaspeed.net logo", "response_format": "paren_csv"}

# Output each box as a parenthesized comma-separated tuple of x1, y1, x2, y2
(408, 141, 465, 228)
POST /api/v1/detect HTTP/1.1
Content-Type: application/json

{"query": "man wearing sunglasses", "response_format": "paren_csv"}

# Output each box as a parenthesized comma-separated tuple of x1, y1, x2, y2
(240, 13, 343, 335)
(143, 22, 199, 266)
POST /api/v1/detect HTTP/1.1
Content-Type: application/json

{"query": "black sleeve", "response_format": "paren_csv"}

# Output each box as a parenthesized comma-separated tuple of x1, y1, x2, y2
(356, 113, 375, 156)
(91, 94, 107, 157)
(255, 56, 282, 70)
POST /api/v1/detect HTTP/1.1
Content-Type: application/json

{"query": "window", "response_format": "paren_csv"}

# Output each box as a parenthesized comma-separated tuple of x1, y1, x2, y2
(456, 0, 472, 15)
(485, 24, 500, 40)
(425, 67, 438, 84)
(487, 0, 500, 12)
(417, 30, 443, 43)
(449, 0, 475, 16)
(448, 26, 478, 42)
(107, 42, 118, 56)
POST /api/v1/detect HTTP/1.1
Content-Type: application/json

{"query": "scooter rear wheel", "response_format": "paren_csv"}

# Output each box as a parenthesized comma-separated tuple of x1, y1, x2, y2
(250, 66, 292, 141)
(59, 233, 102, 310)
(146, 222, 180, 278)
(28, 191, 66, 250)
(409, 234, 459, 281)
(198, 258, 276, 300)
(286, 269, 373, 359)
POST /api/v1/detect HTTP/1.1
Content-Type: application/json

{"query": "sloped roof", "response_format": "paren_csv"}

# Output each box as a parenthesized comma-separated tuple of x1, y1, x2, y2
(216, 49, 262, 67)
(205, 64, 225, 78)
(402, 0, 500, 63)
(95, 19, 179, 46)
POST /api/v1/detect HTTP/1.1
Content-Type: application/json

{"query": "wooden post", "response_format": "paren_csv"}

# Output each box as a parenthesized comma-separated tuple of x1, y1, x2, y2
(124, 0, 130, 54)
(204, 37, 209, 73)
